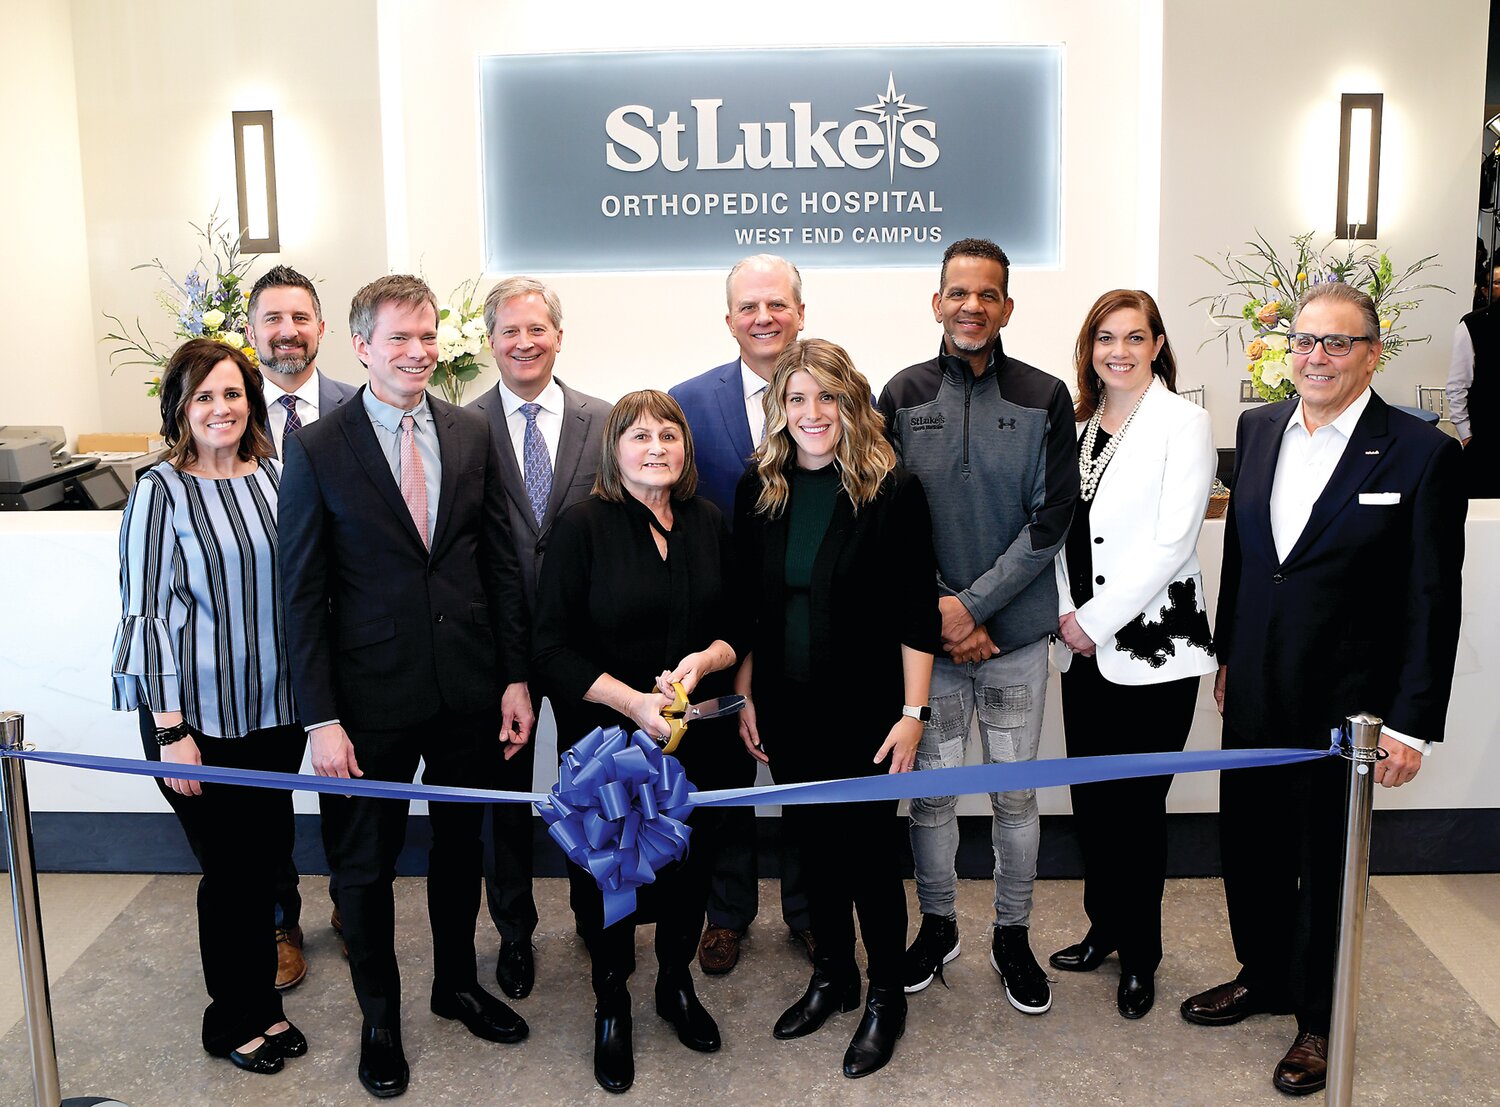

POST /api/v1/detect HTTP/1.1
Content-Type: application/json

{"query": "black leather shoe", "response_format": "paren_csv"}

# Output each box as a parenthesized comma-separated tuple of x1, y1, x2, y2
(655, 974, 721, 1052)
(774, 970, 862, 1039)
(431, 987, 529, 1043)
(223, 1038, 284, 1075)
(1117, 973, 1155, 1019)
(358, 1024, 408, 1098)
(842, 984, 906, 1079)
(594, 994, 633, 1094)
(264, 1022, 308, 1057)
(1272, 1030, 1328, 1095)
(1049, 936, 1114, 973)
(1180, 979, 1290, 1026)
(496, 937, 535, 1000)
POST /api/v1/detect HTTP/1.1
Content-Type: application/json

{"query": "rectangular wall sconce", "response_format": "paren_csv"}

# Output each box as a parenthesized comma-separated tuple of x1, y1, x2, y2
(232, 109, 280, 252)
(1336, 93, 1382, 240)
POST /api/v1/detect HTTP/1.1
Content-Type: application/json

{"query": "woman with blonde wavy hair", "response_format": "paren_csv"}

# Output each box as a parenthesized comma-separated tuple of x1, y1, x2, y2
(732, 338, 939, 1079)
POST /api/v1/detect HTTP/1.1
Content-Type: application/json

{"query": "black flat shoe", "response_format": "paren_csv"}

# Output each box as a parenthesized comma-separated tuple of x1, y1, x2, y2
(842, 985, 906, 1079)
(1049, 937, 1114, 973)
(225, 1038, 284, 1075)
(264, 1022, 307, 1057)
(359, 1024, 408, 1098)
(655, 975, 721, 1052)
(774, 970, 862, 1039)
(496, 938, 535, 1000)
(431, 986, 529, 1043)
(1117, 973, 1155, 1019)
(594, 997, 633, 1093)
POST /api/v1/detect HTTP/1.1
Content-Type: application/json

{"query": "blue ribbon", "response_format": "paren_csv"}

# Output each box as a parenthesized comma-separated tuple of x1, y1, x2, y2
(535, 727, 695, 926)
(1, 738, 1338, 927)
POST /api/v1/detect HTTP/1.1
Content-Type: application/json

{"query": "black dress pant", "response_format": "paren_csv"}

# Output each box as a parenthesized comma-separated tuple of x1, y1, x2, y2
(705, 753, 811, 934)
(137, 710, 305, 1052)
(483, 691, 542, 944)
(319, 707, 501, 1029)
(1059, 655, 1199, 975)
(758, 679, 906, 988)
(1220, 726, 1348, 1035)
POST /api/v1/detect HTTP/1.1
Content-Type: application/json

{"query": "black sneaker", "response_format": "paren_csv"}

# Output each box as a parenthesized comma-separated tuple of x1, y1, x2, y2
(990, 925, 1052, 1014)
(903, 912, 959, 994)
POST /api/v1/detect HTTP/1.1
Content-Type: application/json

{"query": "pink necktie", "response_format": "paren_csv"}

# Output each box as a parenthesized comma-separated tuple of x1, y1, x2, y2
(399, 414, 429, 548)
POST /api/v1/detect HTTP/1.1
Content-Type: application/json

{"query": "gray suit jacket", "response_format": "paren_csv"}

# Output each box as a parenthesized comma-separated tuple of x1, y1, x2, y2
(467, 377, 611, 598)
(317, 370, 359, 413)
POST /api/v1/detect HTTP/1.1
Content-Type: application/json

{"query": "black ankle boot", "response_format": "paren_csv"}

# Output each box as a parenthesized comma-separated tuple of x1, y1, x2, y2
(842, 984, 906, 1078)
(593, 977, 633, 1094)
(774, 967, 862, 1040)
(654, 969, 720, 1052)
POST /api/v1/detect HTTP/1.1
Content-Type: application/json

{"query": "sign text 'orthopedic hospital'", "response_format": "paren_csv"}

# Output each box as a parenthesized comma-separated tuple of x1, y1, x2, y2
(480, 48, 1060, 271)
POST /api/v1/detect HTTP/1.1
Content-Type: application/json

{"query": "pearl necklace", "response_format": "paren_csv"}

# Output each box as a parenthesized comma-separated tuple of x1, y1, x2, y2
(1078, 379, 1153, 502)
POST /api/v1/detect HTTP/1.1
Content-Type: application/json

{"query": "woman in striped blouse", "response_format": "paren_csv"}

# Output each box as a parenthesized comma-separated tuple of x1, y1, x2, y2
(112, 338, 307, 1075)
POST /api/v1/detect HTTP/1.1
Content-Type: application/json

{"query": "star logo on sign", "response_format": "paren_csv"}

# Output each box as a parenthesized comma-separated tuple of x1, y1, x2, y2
(858, 73, 928, 182)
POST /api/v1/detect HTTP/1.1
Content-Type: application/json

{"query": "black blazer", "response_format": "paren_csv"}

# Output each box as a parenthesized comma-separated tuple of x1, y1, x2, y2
(732, 466, 941, 757)
(1217, 390, 1466, 747)
(279, 387, 529, 731)
(466, 378, 611, 599)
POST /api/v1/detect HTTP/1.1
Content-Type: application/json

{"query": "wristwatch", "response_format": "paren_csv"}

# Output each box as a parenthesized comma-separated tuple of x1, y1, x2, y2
(901, 704, 931, 722)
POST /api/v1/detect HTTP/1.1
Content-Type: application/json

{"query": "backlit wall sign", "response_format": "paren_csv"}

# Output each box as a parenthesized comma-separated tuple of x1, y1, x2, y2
(480, 46, 1061, 272)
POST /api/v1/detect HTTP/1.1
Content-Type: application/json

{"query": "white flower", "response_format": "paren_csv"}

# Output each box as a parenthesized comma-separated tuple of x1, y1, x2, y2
(202, 308, 226, 329)
(1261, 362, 1286, 388)
(1262, 333, 1288, 353)
(461, 317, 487, 339)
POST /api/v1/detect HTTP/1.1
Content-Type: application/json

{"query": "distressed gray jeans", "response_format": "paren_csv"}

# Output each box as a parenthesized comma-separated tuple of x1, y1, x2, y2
(908, 637, 1049, 927)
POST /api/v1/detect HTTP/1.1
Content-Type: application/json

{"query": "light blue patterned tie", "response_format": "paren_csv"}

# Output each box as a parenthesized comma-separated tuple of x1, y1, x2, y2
(520, 402, 552, 526)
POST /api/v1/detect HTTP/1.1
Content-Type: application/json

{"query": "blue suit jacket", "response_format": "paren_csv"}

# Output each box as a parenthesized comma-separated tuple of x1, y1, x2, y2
(669, 358, 754, 525)
(1217, 389, 1466, 747)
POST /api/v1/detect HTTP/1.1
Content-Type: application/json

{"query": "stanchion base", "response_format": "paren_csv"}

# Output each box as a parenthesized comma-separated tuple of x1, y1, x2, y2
(62, 1098, 129, 1106)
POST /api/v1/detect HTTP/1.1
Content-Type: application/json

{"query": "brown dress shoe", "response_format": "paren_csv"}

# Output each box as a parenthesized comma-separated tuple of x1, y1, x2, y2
(274, 926, 307, 990)
(1180, 979, 1287, 1026)
(1272, 1031, 1328, 1095)
(789, 928, 816, 965)
(330, 906, 349, 959)
(698, 925, 742, 975)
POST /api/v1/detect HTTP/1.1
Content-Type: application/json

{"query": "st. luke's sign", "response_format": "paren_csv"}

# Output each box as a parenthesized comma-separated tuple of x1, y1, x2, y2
(480, 47, 1061, 272)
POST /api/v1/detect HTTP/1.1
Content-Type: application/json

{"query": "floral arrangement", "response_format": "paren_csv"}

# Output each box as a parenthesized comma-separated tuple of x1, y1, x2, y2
(1196, 232, 1448, 402)
(430, 276, 490, 405)
(102, 211, 259, 396)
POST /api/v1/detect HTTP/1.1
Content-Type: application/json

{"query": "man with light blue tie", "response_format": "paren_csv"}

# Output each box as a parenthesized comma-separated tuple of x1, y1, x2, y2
(244, 264, 359, 990)
(467, 277, 611, 1002)
(669, 254, 813, 976)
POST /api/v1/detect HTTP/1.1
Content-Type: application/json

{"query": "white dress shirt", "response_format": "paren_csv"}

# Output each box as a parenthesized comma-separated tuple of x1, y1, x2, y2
(1268, 387, 1428, 755)
(497, 377, 564, 468)
(263, 372, 322, 457)
(1446, 321, 1474, 440)
(740, 360, 768, 445)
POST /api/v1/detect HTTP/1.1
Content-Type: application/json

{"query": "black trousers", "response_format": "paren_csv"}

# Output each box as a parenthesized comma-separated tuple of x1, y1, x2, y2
(137, 710, 304, 1052)
(320, 707, 501, 1029)
(759, 679, 906, 988)
(483, 691, 542, 944)
(1059, 655, 1199, 975)
(705, 749, 810, 934)
(1220, 726, 1348, 1035)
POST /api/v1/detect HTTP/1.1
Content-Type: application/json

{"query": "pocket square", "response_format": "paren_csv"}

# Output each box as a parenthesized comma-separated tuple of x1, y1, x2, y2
(1358, 492, 1400, 505)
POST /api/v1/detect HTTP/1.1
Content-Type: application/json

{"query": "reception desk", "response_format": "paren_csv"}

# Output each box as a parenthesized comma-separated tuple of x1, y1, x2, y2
(1, 503, 1496, 862)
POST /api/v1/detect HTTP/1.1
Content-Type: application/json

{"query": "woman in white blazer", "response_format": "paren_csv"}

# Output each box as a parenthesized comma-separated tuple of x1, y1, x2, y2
(1048, 290, 1216, 1020)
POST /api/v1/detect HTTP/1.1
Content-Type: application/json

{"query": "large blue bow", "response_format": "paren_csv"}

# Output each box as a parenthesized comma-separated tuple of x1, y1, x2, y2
(534, 726, 696, 926)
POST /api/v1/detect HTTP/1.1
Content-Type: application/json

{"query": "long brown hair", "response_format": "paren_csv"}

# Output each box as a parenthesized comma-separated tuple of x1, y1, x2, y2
(592, 390, 699, 502)
(1072, 289, 1178, 422)
(158, 338, 273, 471)
(753, 338, 895, 517)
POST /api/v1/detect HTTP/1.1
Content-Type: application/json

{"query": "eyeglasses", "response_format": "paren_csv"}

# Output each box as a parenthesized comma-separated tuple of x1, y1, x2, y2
(1286, 332, 1374, 357)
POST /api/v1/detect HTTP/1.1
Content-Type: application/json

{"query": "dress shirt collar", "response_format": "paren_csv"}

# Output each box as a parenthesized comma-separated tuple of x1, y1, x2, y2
(497, 376, 564, 419)
(1284, 386, 1372, 441)
(362, 385, 432, 432)
(739, 359, 769, 401)
(263, 370, 321, 415)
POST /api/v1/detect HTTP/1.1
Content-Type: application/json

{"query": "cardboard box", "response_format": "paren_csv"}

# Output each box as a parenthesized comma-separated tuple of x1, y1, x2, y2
(77, 433, 166, 453)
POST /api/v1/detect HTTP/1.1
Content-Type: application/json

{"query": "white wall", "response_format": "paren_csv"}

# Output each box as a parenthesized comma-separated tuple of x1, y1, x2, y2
(0, 0, 101, 443)
(1160, 0, 1489, 445)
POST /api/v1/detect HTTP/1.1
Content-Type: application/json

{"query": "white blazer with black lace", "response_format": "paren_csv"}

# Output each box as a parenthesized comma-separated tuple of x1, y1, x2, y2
(1052, 381, 1218, 685)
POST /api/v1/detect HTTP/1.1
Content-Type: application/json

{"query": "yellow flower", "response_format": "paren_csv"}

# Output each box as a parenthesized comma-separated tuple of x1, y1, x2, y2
(1247, 339, 1267, 360)
(1269, 278, 1281, 289)
(1297, 271, 1307, 281)
(1256, 301, 1281, 326)
(1380, 317, 1392, 328)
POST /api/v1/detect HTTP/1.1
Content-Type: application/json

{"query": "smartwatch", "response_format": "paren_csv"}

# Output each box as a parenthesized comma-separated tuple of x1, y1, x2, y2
(901, 704, 932, 722)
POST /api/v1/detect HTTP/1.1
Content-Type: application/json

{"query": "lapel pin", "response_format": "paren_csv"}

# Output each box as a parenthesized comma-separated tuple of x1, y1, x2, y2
(1364, 450, 1379, 456)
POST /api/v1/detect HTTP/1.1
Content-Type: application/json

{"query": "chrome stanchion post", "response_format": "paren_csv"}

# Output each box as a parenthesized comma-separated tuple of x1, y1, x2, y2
(2, 710, 62, 1107)
(1327, 710, 1382, 1107)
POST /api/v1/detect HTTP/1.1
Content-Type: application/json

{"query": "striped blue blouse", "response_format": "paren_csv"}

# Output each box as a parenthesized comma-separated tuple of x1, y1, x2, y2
(111, 459, 298, 739)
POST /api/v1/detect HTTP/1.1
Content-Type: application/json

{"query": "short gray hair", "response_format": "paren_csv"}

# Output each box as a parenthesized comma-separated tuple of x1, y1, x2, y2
(484, 276, 563, 337)
(1294, 281, 1380, 341)
(349, 275, 438, 342)
(725, 254, 803, 308)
